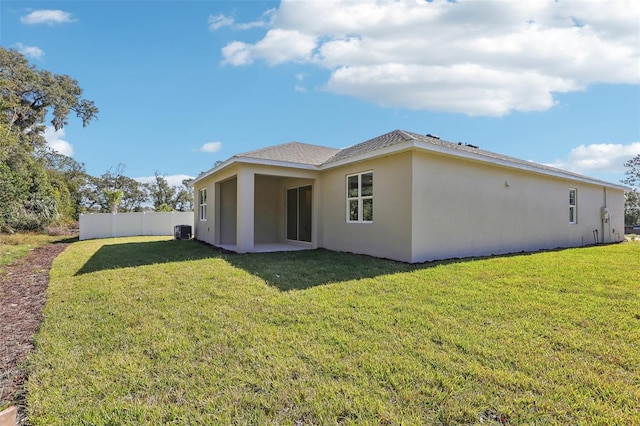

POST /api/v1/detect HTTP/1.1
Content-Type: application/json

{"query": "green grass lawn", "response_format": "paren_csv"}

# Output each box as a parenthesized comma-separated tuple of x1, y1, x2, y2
(27, 237, 639, 425)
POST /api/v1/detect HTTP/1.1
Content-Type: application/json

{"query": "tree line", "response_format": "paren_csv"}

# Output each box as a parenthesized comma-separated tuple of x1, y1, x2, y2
(83, 165, 193, 215)
(1, 47, 192, 233)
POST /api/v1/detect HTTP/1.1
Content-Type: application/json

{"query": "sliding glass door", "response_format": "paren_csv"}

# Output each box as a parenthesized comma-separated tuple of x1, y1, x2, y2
(286, 185, 312, 242)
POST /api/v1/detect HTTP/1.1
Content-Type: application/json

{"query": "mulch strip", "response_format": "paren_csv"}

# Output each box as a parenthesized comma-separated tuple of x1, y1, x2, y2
(0, 243, 70, 424)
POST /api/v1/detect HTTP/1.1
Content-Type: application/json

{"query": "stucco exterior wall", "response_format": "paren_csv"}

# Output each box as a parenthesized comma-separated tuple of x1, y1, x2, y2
(601, 187, 626, 243)
(193, 164, 241, 246)
(319, 152, 414, 262)
(193, 148, 625, 263)
(410, 151, 625, 262)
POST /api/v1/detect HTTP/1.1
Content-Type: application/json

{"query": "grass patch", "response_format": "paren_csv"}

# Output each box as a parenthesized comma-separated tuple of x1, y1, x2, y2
(27, 237, 640, 425)
(0, 233, 74, 270)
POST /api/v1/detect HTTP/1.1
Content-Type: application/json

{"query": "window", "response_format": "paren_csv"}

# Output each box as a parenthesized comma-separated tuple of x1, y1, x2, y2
(199, 188, 207, 221)
(347, 171, 373, 223)
(569, 188, 577, 224)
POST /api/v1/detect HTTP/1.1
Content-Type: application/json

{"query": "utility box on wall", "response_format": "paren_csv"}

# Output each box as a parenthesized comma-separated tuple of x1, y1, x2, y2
(174, 225, 192, 240)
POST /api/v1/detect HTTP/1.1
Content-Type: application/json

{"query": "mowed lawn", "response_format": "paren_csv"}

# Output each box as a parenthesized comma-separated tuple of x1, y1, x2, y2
(27, 237, 639, 425)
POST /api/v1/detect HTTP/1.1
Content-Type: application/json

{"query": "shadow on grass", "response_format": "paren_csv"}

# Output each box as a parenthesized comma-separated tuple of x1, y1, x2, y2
(223, 248, 422, 291)
(74, 239, 220, 275)
(54, 236, 79, 244)
(75, 238, 583, 290)
(223, 244, 596, 291)
(74, 239, 424, 289)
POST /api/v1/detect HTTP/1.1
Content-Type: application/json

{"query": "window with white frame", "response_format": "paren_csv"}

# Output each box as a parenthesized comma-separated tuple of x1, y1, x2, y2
(199, 188, 207, 221)
(569, 188, 577, 224)
(347, 171, 373, 223)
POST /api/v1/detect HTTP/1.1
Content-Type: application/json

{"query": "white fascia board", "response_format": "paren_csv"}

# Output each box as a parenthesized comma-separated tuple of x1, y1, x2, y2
(234, 156, 319, 170)
(190, 157, 236, 186)
(190, 156, 319, 186)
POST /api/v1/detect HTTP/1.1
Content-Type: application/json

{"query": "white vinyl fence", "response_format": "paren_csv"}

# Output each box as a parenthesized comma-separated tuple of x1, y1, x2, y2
(79, 212, 194, 241)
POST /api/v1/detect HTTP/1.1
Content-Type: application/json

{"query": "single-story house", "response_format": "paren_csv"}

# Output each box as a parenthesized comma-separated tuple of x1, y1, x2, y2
(191, 130, 627, 263)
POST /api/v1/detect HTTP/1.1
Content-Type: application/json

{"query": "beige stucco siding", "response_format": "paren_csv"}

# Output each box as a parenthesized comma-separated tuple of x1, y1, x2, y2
(410, 151, 625, 262)
(319, 152, 414, 262)
(193, 146, 625, 263)
(193, 164, 243, 246)
(193, 180, 215, 246)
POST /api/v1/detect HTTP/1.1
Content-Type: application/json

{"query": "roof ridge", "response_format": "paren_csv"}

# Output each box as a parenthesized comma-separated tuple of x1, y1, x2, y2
(237, 140, 339, 166)
(324, 129, 415, 164)
(396, 129, 421, 140)
(239, 141, 298, 156)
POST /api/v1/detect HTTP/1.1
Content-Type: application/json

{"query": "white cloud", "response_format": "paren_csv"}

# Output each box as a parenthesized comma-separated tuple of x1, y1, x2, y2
(197, 142, 223, 153)
(222, 41, 253, 66)
(220, 0, 640, 116)
(44, 127, 73, 156)
(223, 29, 316, 66)
(13, 43, 44, 60)
(135, 174, 194, 188)
(208, 9, 275, 31)
(208, 14, 235, 31)
(20, 10, 75, 25)
(549, 142, 640, 175)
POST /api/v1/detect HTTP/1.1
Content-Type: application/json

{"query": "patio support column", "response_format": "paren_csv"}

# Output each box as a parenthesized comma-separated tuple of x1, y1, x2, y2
(236, 168, 255, 253)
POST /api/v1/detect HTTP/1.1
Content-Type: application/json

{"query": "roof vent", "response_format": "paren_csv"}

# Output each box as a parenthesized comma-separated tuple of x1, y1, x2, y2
(426, 133, 440, 139)
(465, 143, 479, 149)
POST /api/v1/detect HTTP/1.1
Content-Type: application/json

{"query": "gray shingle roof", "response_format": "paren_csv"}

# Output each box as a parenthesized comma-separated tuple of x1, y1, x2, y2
(330, 129, 623, 188)
(193, 129, 626, 190)
(326, 129, 509, 164)
(325, 130, 417, 163)
(239, 142, 340, 166)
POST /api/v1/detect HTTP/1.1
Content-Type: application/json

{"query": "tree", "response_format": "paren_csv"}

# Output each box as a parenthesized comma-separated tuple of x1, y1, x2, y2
(118, 176, 148, 212)
(624, 190, 640, 226)
(622, 154, 639, 188)
(146, 172, 177, 211)
(174, 178, 194, 212)
(104, 189, 123, 214)
(622, 154, 640, 226)
(81, 164, 147, 213)
(144, 174, 194, 212)
(1, 48, 98, 135)
(42, 150, 88, 221)
(1, 47, 98, 231)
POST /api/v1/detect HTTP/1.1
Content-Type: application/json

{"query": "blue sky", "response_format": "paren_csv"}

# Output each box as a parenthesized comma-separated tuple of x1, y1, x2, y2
(2, 0, 639, 187)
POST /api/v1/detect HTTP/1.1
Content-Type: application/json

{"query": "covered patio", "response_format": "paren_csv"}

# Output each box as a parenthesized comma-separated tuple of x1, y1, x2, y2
(214, 169, 319, 253)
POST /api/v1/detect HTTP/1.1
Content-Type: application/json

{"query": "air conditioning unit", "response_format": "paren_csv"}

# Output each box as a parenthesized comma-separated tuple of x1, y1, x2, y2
(174, 225, 192, 240)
